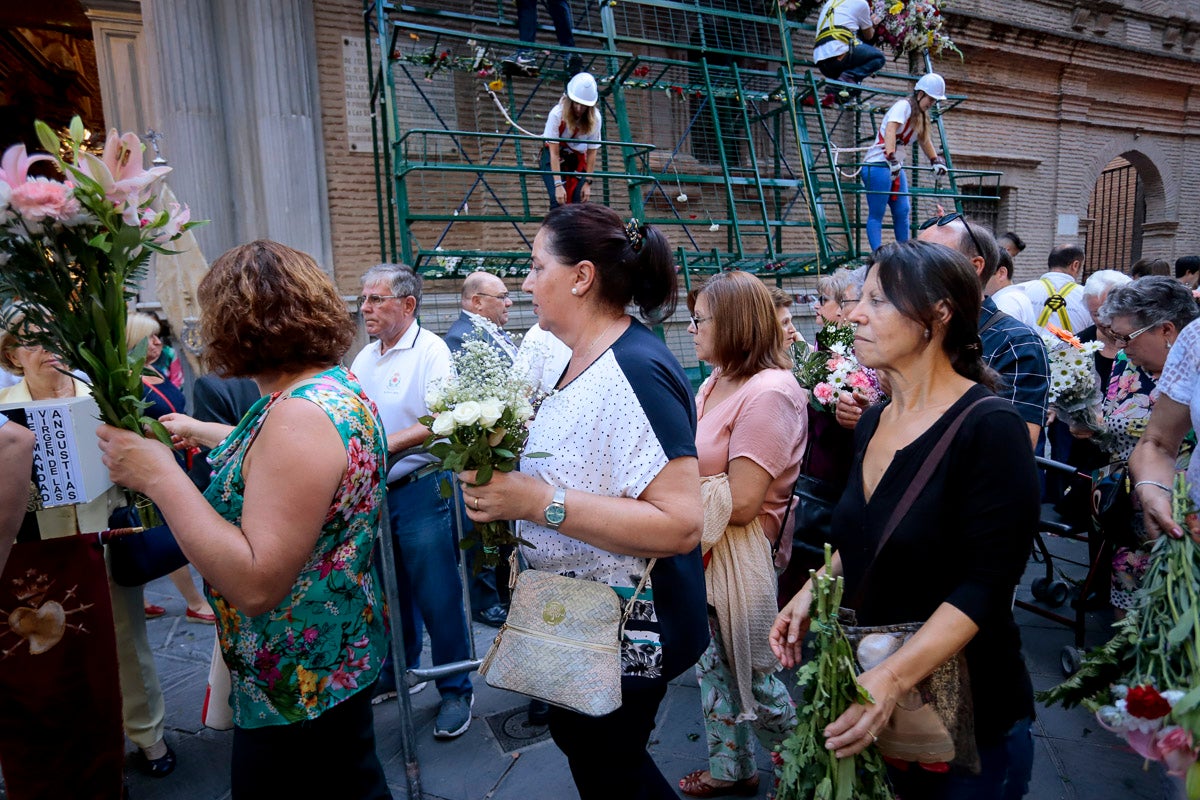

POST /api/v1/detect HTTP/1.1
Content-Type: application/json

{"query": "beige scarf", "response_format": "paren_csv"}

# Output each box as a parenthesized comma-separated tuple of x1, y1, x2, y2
(700, 473, 782, 723)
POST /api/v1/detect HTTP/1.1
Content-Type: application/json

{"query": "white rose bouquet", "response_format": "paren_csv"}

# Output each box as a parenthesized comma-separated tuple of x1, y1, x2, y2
(1041, 325, 1105, 435)
(420, 337, 542, 567)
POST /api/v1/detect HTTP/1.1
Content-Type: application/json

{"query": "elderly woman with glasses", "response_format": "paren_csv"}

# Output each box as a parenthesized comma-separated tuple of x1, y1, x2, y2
(1077, 277, 1199, 615)
(678, 272, 806, 797)
(813, 268, 864, 326)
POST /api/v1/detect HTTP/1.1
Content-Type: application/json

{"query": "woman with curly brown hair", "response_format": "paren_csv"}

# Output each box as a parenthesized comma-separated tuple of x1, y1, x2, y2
(96, 240, 393, 799)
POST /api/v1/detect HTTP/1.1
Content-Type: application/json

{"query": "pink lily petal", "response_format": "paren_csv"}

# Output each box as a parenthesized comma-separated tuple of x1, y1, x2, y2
(0, 144, 53, 188)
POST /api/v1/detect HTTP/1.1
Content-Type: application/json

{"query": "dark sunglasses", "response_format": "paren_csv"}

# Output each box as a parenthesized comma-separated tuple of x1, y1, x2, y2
(919, 213, 984, 261)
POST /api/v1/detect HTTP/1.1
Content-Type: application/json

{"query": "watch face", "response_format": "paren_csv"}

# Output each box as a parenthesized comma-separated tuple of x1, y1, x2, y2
(545, 503, 566, 526)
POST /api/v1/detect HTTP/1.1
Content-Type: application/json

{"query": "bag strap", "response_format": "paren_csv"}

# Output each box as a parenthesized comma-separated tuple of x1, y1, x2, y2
(978, 307, 1007, 335)
(143, 378, 179, 414)
(849, 395, 995, 608)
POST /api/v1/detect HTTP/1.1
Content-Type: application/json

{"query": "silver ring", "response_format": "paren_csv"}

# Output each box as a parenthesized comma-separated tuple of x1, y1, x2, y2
(869, 730, 878, 743)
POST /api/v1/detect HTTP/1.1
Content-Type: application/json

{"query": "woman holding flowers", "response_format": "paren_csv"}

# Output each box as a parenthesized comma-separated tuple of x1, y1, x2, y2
(861, 73, 950, 251)
(1083, 278, 1198, 613)
(459, 204, 708, 800)
(771, 240, 1040, 800)
(0, 307, 176, 777)
(678, 271, 806, 798)
(95, 241, 392, 800)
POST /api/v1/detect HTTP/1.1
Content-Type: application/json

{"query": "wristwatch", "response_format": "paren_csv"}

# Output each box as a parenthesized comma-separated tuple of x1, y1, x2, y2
(544, 486, 567, 529)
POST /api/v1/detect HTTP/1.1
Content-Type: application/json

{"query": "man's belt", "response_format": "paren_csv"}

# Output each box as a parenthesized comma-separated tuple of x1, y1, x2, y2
(387, 463, 441, 490)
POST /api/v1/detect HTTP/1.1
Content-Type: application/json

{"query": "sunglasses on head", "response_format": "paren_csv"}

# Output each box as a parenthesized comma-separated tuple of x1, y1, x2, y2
(919, 212, 984, 261)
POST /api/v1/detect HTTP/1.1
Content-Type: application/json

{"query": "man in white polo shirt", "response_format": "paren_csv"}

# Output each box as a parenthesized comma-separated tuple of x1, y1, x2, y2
(1019, 243, 1091, 333)
(350, 263, 474, 740)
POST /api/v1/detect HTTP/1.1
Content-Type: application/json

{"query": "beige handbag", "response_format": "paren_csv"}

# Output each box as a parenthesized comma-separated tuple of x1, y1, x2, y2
(479, 561, 653, 717)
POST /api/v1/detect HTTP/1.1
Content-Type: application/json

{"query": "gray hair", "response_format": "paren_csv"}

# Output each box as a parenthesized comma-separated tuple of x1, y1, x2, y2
(817, 268, 860, 304)
(1098, 275, 1200, 330)
(1084, 269, 1131, 302)
(361, 263, 422, 310)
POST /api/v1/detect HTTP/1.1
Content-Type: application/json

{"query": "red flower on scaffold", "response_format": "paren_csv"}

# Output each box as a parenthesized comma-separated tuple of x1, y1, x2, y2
(1126, 684, 1172, 720)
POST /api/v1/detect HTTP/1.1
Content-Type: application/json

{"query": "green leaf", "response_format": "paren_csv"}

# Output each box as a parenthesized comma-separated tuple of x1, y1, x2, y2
(524, 452, 551, 459)
(493, 448, 515, 459)
(438, 478, 453, 499)
(476, 462, 494, 485)
(834, 755, 855, 800)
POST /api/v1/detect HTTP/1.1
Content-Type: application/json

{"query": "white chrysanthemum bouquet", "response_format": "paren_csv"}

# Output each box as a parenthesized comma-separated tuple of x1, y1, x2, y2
(1041, 324, 1104, 434)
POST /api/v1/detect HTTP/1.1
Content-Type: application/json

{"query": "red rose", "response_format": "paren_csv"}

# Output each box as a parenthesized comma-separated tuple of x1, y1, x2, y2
(1126, 684, 1172, 719)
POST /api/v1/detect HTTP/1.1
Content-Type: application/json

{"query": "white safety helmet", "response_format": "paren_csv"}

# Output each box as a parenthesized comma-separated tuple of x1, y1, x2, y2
(913, 73, 947, 101)
(566, 72, 599, 107)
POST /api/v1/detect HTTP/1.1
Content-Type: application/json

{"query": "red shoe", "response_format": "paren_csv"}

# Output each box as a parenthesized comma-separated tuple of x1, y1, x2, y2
(144, 604, 166, 619)
(186, 607, 216, 624)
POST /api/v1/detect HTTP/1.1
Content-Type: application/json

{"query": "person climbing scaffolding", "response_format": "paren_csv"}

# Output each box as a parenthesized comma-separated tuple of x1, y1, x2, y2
(501, 0, 584, 78)
(812, 0, 885, 102)
(539, 72, 602, 209)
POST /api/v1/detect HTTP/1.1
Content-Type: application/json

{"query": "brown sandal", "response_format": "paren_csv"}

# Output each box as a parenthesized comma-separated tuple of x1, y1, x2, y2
(678, 769, 760, 798)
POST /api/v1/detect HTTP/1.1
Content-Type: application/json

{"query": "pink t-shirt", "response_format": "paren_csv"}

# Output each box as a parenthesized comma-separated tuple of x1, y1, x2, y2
(696, 368, 808, 542)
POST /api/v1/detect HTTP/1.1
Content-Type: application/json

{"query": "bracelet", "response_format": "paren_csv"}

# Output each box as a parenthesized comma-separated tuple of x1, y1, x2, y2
(1133, 480, 1173, 495)
(554, 180, 565, 187)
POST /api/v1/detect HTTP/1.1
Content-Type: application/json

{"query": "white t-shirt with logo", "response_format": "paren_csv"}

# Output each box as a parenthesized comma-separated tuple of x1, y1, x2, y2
(813, 0, 874, 62)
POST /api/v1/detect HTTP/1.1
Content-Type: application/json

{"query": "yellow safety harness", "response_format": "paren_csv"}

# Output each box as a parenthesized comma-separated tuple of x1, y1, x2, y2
(815, 0, 857, 48)
(1036, 277, 1080, 331)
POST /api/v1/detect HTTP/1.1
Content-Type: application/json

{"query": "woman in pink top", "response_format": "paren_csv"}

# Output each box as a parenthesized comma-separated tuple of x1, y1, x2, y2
(679, 271, 807, 798)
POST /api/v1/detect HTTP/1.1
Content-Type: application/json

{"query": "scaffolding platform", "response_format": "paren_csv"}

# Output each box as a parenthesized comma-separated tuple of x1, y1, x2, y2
(364, 0, 1000, 279)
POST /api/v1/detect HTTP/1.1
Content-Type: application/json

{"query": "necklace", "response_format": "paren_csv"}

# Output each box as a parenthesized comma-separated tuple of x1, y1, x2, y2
(572, 316, 624, 372)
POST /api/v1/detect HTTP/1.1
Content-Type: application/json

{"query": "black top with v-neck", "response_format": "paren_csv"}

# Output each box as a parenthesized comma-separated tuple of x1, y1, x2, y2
(832, 383, 1039, 744)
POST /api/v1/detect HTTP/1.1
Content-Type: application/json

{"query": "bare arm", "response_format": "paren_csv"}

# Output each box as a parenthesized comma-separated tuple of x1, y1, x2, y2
(160, 412, 233, 450)
(859, 24, 876, 41)
(460, 456, 704, 558)
(770, 551, 844, 667)
(387, 423, 433, 456)
(726, 456, 772, 527)
(1129, 395, 1196, 539)
(548, 141, 566, 205)
(98, 397, 348, 616)
(883, 121, 901, 159)
(823, 602, 978, 757)
(0, 422, 34, 575)
(920, 131, 938, 163)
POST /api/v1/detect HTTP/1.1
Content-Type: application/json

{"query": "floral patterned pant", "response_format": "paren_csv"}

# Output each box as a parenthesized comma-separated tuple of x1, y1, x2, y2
(696, 617, 798, 782)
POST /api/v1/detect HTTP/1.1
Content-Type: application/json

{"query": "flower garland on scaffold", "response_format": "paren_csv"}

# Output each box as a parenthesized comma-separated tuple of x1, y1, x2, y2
(793, 321, 884, 412)
(1039, 476, 1200, 797)
(869, 0, 961, 59)
(0, 117, 200, 527)
(420, 336, 544, 568)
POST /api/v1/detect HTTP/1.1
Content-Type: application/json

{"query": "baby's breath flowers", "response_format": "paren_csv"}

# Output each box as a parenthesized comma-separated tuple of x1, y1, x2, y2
(420, 333, 543, 566)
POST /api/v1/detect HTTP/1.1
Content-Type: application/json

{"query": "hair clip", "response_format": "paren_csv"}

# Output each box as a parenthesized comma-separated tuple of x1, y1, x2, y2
(624, 218, 644, 253)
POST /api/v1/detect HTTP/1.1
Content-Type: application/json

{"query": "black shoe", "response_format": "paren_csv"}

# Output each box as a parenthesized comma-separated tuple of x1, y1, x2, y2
(527, 699, 550, 726)
(567, 54, 583, 77)
(133, 745, 176, 778)
(500, 53, 539, 78)
(473, 604, 508, 628)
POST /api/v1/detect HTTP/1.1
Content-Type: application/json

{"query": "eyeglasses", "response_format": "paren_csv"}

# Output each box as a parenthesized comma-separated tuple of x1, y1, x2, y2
(919, 213, 985, 261)
(813, 295, 831, 306)
(689, 315, 711, 328)
(357, 294, 399, 307)
(475, 291, 510, 301)
(1107, 321, 1161, 347)
(839, 297, 860, 311)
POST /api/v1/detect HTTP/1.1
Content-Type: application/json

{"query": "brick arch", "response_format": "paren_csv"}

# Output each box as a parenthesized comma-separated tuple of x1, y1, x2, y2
(1083, 137, 1173, 224)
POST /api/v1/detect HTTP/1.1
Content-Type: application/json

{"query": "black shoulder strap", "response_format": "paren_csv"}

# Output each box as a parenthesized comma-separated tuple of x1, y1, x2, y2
(979, 307, 1008, 335)
(849, 394, 997, 608)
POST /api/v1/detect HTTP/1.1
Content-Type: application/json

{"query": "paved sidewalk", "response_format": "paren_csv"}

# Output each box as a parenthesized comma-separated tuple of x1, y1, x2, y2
(125, 543, 1172, 800)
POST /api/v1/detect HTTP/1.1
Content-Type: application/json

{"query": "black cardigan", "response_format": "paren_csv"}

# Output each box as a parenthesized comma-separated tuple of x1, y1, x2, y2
(833, 384, 1039, 745)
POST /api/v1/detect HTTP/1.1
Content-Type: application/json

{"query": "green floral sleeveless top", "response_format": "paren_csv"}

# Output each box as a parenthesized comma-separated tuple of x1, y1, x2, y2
(203, 366, 388, 728)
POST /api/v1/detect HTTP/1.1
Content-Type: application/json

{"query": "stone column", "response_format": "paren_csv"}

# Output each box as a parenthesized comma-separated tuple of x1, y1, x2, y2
(84, 0, 157, 135)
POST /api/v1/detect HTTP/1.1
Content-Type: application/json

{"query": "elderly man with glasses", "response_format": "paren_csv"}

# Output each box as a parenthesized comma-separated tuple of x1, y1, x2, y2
(350, 263, 475, 740)
(443, 271, 517, 631)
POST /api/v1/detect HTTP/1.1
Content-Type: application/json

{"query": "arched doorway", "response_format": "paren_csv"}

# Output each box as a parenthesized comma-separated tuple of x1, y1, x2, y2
(1083, 155, 1146, 277)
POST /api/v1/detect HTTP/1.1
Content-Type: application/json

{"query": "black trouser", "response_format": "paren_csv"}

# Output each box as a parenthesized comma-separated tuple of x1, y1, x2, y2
(547, 681, 676, 800)
(231, 687, 391, 800)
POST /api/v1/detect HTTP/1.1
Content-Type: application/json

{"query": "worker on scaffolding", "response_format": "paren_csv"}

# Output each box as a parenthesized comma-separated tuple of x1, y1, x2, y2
(861, 73, 950, 251)
(502, 0, 584, 78)
(812, 0, 886, 102)
(540, 72, 602, 209)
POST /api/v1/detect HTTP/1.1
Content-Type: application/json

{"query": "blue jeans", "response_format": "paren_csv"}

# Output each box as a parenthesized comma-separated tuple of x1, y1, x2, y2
(817, 43, 886, 84)
(887, 718, 1034, 800)
(517, 0, 575, 48)
(383, 472, 472, 698)
(863, 162, 910, 252)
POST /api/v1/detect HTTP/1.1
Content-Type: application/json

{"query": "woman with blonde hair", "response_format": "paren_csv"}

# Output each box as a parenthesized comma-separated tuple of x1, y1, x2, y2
(540, 72, 602, 208)
(861, 73, 950, 250)
(679, 271, 806, 797)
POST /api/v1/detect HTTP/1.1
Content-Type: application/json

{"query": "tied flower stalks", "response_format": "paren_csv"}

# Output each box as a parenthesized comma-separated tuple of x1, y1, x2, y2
(793, 321, 883, 412)
(420, 334, 543, 568)
(0, 117, 200, 527)
(1039, 476, 1200, 796)
(776, 545, 894, 800)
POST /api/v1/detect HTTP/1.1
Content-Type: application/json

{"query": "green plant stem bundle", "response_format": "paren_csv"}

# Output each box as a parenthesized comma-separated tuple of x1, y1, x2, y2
(776, 545, 893, 800)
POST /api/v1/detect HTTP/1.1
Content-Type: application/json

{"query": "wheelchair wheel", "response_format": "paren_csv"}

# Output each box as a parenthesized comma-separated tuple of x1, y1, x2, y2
(1061, 646, 1083, 676)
